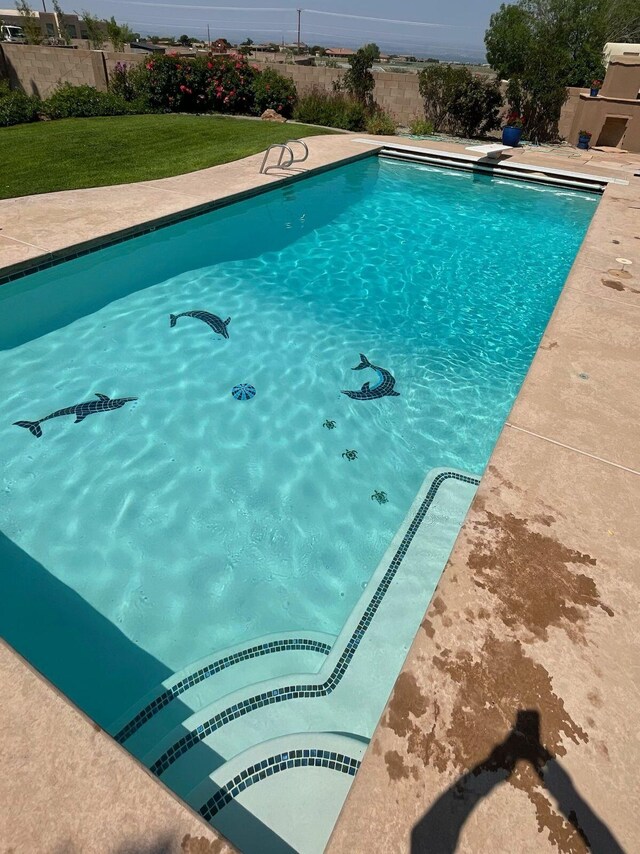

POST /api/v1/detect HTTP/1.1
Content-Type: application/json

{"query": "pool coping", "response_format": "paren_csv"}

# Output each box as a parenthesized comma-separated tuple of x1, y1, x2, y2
(1, 135, 640, 854)
(0, 138, 381, 286)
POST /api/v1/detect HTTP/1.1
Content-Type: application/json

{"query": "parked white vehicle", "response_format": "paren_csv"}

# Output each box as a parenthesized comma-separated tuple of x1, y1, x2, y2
(1, 24, 26, 43)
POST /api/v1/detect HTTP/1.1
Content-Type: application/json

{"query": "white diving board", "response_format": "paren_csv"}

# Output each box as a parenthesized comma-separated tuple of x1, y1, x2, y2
(465, 143, 515, 159)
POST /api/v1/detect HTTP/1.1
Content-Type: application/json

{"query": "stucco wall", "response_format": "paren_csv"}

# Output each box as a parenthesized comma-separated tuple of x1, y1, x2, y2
(569, 93, 640, 151)
(559, 87, 586, 139)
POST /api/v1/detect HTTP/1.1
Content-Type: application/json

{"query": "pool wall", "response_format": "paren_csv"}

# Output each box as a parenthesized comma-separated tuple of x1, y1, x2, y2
(1, 135, 639, 854)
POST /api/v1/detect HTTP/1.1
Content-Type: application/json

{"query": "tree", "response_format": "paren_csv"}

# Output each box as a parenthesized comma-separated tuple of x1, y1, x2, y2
(485, 4, 532, 79)
(178, 33, 192, 46)
(362, 42, 380, 61)
(483, 0, 625, 140)
(604, 0, 640, 42)
(14, 0, 43, 44)
(418, 64, 503, 137)
(106, 16, 133, 51)
(51, 0, 70, 44)
(79, 10, 105, 49)
(484, 0, 636, 88)
(341, 43, 380, 106)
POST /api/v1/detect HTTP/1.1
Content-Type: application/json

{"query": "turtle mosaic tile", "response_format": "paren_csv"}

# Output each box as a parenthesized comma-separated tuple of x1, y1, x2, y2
(115, 638, 332, 745)
(198, 748, 361, 821)
(149, 471, 480, 777)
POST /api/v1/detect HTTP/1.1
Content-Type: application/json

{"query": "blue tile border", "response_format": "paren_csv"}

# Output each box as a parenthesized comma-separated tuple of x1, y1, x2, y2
(115, 638, 332, 745)
(0, 148, 379, 288)
(150, 471, 480, 777)
(198, 747, 361, 821)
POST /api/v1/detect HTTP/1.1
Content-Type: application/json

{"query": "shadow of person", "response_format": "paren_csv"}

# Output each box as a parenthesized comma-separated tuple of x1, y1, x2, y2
(411, 709, 625, 854)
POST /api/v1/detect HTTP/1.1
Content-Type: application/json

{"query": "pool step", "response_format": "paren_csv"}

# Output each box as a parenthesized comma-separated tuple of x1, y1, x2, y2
(185, 732, 367, 854)
(140, 469, 479, 800)
(107, 630, 335, 761)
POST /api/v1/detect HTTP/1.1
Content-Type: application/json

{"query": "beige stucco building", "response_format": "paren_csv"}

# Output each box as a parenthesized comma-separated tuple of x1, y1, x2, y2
(569, 52, 640, 151)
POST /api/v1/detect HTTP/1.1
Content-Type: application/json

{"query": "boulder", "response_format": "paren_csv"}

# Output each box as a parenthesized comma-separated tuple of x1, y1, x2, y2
(261, 109, 286, 123)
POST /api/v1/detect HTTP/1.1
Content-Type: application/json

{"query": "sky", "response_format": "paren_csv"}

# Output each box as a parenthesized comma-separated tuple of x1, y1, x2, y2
(78, 0, 505, 60)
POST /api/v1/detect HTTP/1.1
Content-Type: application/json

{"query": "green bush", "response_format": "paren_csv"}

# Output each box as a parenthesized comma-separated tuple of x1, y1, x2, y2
(0, 82, 41, 127)
(409, 117, 434, 136)
(293, 89, 367, 131)
(252, 67, 297, 118)
(42, 84, 141, 119)
(365, 110, 396, 135)
(418, 64, 503, 138)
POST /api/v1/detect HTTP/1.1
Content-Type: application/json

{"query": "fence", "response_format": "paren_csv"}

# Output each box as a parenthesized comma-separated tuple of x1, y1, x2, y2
(0, 43, 580, 133)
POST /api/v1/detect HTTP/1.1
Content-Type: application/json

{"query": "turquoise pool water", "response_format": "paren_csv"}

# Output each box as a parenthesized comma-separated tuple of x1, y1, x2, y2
(0, 158, 596, 724)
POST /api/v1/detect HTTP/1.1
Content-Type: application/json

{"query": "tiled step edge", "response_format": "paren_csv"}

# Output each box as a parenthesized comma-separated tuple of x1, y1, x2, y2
(186, 732, 367, 854)
(109, 630, 336, 745)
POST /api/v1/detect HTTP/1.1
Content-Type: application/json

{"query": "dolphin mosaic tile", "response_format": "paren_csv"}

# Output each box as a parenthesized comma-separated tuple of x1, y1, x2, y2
(341, 353, 400, 401)
(170, 311, 231, 339)
(13, 392, 137, 438)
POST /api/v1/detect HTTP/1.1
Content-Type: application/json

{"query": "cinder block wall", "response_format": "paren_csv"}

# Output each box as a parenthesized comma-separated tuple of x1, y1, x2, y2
(0, 44, 579, 138)
(262, 60, 423, 125)
(103, 50, 145, 79)
(0, 43, 107, 97)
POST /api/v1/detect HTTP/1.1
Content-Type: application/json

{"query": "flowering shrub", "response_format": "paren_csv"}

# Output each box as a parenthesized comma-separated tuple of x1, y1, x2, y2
(207, 54, 256, 113)
(137, 53, 257, 113)
(252, 68, 297, 117)
(504, 111, 524, 128)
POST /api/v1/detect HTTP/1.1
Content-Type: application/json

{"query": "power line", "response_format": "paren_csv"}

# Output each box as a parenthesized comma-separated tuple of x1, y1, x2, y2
(100, 1, 452, 29)
(305, 9, 449, 28)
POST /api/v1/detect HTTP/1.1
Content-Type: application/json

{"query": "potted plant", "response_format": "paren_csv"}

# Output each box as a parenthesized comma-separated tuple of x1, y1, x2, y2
(502, 112, 523, 146)
(590, 79, 602, 97)
(577, 129, 592, 150)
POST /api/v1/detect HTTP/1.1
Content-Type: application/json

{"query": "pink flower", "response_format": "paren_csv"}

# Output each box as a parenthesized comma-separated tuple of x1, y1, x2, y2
(146, 61, 154, 70)
(207, 62, 213, 69)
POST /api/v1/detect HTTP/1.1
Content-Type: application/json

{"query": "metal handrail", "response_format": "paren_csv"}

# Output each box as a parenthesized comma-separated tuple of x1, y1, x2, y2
(260, 143, 294, 174)
(285, 138, 309, 165)
(259, 138, 309, 174)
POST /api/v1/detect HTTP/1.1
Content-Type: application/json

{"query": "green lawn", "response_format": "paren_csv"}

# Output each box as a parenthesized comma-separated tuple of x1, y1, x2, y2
(0, 114, 336, 199)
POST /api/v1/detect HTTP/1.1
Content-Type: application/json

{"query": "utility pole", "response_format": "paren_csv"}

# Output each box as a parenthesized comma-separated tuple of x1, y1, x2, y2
(207, 23, 210, 47)
(296, 8, 301, 53)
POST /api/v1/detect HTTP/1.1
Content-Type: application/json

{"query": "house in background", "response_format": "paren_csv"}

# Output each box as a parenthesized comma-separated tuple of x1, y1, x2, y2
(569, 44, 640, 151)
(0, 8, 96, 42)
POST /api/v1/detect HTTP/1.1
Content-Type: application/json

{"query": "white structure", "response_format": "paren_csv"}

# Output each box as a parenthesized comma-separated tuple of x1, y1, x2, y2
(604, 42, 640, 67)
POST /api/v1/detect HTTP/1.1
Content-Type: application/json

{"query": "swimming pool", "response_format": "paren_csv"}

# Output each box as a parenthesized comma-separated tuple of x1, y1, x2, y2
(0, 155, 596, 850)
